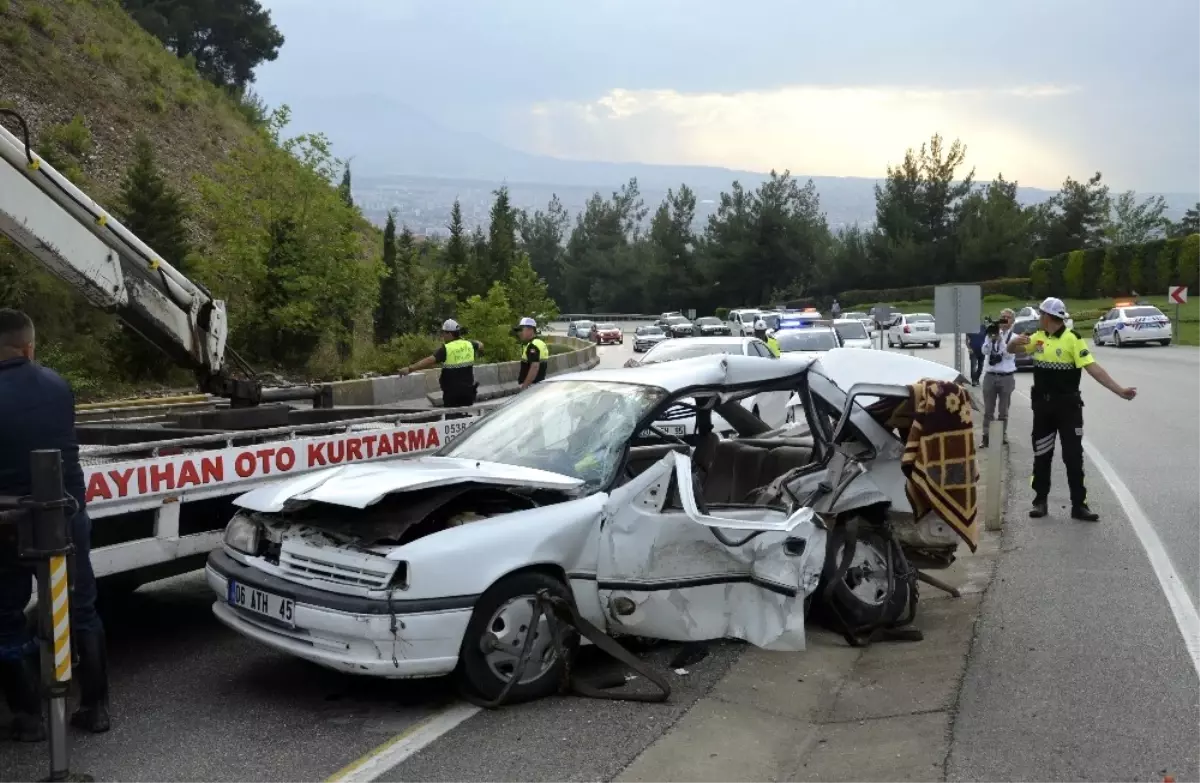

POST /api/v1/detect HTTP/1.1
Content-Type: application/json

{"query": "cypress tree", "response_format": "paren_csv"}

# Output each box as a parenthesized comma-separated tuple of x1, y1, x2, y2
(374, 210, 399, 343)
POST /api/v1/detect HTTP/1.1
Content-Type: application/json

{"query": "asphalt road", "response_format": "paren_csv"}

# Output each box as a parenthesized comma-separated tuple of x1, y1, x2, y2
(3, 327, 1195, 781)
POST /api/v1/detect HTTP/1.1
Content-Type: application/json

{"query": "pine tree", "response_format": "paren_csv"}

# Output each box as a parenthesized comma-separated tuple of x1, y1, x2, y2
(441, 199, 469, 306)
(488, 186, 518, 282)
(374, 210, 399, 343)
(467, 225, 489, 298)
(337, 163, 353, 207)
(110, 134, 192, 381)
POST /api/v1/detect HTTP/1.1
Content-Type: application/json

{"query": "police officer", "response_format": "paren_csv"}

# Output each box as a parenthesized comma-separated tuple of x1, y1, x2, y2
(399, 319, 484, 408)
(753, 319, 781, 357)
(0, 309, 110, 740)
(1008, 297, 1137, 521)
(514, 317, 549, 390)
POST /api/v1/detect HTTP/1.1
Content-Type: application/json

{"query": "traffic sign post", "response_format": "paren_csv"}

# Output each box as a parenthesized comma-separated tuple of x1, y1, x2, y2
(1169, 286, 1187, 339)
(934, 285, 983, 375)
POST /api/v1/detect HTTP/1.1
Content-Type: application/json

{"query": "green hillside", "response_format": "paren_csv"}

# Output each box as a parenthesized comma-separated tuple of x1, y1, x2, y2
(0, 0, 383, 397)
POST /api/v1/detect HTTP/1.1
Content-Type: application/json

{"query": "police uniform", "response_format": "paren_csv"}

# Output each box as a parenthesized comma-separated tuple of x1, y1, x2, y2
(434, 336, 482, 408)
(1019, 317, 1094, 511)
(765, 335, 781, 357)
(520, 337, 549, 385)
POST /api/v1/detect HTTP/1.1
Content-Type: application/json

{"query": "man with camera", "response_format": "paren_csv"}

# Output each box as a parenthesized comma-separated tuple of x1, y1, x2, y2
(980, 309, 1016, 448)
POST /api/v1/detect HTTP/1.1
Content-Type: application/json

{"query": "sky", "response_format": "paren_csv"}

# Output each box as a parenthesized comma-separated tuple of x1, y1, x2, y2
(254, 0, 1200, 194)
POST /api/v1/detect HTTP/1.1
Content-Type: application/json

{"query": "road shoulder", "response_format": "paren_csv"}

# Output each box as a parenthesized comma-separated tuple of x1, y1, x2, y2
(614, 531, 1001, 783)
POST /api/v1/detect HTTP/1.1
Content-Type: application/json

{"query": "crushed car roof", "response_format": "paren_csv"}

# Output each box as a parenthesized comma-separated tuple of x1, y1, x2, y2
(551, 353, 816, 391)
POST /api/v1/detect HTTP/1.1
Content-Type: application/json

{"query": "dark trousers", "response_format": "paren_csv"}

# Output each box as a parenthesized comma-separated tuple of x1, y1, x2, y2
(442, 384, 478, 410)
(0, 510, 103, 658)
(969, 349, 984, 383)
(1030, 394, 1086, 507)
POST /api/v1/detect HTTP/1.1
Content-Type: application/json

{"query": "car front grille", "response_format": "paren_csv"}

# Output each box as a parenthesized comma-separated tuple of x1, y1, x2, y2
(277, 537, 398, 590)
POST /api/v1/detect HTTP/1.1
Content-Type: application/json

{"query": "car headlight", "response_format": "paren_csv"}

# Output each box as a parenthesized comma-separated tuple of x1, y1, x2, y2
(224, 514, 262, 555)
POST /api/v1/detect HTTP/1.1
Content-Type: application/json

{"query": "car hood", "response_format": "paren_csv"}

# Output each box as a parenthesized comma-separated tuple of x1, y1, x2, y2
(812, 347, 964, 388)
(233, 456, 584, 513)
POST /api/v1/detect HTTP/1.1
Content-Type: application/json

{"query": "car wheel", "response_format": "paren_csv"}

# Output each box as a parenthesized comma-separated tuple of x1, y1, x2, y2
(459, 571, 576, 703)
(932, 341, 940, 348)
(821, 527, 910, 629)
(1115, 331, 1125, 348)
(1161, 338, 1172, 346)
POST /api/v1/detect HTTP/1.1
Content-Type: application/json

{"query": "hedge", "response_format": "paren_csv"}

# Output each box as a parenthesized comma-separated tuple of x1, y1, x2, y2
(1030, 233, 1199, 299)
(840, 277, 1031, 306)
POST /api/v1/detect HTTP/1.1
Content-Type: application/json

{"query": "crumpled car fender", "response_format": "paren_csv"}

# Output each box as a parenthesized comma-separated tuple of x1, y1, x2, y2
(381, 493, 606, 601)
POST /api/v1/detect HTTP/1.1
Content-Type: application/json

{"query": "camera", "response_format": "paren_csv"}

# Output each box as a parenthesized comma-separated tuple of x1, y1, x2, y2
(985, 322, 1000, 336)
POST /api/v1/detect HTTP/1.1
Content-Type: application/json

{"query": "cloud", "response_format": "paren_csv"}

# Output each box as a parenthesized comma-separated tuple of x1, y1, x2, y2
(515, 84, 1084, 189)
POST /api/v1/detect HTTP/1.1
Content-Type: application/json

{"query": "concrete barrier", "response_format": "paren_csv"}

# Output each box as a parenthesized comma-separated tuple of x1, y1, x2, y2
(326, 336, 596, 408)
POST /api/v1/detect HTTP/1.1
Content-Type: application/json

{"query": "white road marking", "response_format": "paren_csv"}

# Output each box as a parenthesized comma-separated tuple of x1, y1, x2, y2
(326, 702, 481, 783)
(1015, 390, 1200, 676)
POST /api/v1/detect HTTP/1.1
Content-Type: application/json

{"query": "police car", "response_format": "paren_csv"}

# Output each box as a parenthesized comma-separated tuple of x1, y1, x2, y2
(1092, 301, 1174, 347)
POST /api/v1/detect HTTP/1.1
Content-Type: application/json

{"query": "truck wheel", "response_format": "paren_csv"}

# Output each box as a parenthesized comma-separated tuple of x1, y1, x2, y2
(822, 526, 910, 629)
(459, 572, 576, 703)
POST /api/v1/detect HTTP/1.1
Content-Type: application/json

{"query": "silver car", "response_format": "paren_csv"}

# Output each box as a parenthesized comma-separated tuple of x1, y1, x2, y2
(633, 324, 669, 352)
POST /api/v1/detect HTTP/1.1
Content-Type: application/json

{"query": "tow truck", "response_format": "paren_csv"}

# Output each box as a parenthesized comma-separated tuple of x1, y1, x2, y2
(0, 111, 488, 592)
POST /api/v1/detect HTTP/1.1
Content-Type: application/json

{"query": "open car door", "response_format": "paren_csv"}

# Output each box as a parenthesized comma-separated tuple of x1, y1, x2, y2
(596, 452, 827, 650)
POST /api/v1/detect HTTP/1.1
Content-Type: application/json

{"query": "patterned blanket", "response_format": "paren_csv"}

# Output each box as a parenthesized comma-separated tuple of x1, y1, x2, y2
(895, 379, 980, 552)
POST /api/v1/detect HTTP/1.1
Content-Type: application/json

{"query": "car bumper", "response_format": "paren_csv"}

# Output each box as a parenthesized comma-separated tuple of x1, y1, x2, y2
(897, 332, 938, 344)
(1117, 327, 1172, 343)
(596, 335, 623, 344)
(206, 550, 472, 678)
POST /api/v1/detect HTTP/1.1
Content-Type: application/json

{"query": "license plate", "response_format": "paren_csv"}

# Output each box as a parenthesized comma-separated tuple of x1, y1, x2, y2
(639, 423, 687, 438)
(228, 580, 295, 627)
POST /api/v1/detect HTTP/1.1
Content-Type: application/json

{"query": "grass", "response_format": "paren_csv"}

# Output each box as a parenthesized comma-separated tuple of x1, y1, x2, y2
(850, 294, 1200, 345)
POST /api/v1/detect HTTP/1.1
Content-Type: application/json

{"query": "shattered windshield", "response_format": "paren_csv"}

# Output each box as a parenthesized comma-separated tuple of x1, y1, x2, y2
(438, 381, 666, 490)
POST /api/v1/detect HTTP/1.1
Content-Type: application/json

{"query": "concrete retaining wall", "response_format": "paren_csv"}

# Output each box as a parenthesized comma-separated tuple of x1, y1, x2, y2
(327, 335, 598, 408)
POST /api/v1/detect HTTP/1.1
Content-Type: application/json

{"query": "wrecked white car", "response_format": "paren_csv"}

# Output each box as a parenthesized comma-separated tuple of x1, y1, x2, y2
(206, 349, 977, 701)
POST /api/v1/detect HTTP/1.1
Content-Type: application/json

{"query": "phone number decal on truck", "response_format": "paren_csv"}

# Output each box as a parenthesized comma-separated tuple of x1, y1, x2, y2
(85, 421, 454, 508)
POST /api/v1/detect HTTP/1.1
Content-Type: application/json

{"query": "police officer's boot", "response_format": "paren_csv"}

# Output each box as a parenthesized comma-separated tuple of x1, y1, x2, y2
(0, 651, 46, 742)
(69, 627, 110, 733)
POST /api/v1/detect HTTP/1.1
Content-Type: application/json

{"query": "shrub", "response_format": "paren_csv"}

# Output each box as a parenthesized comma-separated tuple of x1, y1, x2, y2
(1178, 233, 1200, 291)
(1030, 259, 1053, 297)
(25, 4, 51, 33)
(1063, 250, 1086, 298)
(840, 277, 1030, 306)
(0, 0, 11, 14)
(1, 22, 29, 48)
(714, 307, 730, 320)
(1158, 238, 1184, 288)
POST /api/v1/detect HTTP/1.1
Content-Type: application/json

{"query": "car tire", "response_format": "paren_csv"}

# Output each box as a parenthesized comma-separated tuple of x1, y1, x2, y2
(821, 527, 910, 629)
(1161, 339, 1172, 346)
(459, 571, 577, 703)
(1115, 332, 1125, 348)
(932, 341, 941, 349)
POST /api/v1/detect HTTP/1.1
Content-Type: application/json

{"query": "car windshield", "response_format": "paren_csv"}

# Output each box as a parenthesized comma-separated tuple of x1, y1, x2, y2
(1125, 307, 1165, 318)
(439, 381, 665, 491)
(843, 312, 867, 320)
(908, 314, 934, 323)
(643, 341, 741, 364)
(696, 317, 721, 325)
(666, 316, 690, 325)
(575, 321, 594, 331)
(597, 323, 617, 330)
(777, 329, 839, 352)
(637, 326, 663, 335)
(834, 321, 869, 340)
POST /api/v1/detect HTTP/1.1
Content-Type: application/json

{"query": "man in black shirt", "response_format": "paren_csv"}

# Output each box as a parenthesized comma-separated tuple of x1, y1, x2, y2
(400, 319, 484, 407)
(0, 309, 110, 740)
(515, 317, 549, 390)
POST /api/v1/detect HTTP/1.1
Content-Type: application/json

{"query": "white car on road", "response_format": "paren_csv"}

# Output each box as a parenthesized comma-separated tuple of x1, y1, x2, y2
(887, 313, 940, 348)
(626, 336, 791, 432)
(775, 326, 840, 355)
(832, 319, 873, 348)
(206, 351, 969, 702)
(1092, 303, 1173, 347)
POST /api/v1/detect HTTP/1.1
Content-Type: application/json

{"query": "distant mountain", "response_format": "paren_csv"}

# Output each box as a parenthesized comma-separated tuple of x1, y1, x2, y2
(281, 93, 1198, 228)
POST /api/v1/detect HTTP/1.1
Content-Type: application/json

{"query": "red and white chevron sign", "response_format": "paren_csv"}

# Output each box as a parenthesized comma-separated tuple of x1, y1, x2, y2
(1168, 286, 1188, 305)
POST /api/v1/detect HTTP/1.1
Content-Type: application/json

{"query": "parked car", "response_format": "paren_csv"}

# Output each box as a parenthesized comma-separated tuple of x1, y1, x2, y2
(632, 325, 669, 352)
(693, 316, 731, 336)
(728, 309, 763, 336)
(661, 315, 695, 338)
(775, 327, 841, 355)
(567, 320, 595, 339)
(590, 322, 624, 345)
(832, 318, 873, 349)
(1092, 302, 1173, 347)
(625, 336, 789, 431)
(1009, 318, 1038, 370)
(207, 350, 970, 702)
(841, 311, 875, 335)
(887, 313, 940, 348)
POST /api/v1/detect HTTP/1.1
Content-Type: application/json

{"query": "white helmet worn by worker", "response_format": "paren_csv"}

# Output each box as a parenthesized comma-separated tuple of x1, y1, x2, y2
(442, 318, 461, 332)
(753, 319, 767, 331)
(1037, 297, 1070, 320)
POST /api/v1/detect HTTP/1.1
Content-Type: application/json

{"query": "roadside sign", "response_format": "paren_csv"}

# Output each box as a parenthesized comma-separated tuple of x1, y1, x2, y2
(934, 285, 983, 374)
(686, 308, 697, 320)
(1169, 286, 1188, 304)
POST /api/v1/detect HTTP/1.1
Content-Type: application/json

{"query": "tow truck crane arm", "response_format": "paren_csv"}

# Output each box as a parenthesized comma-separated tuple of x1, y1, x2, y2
(0, 110, 261, 405)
